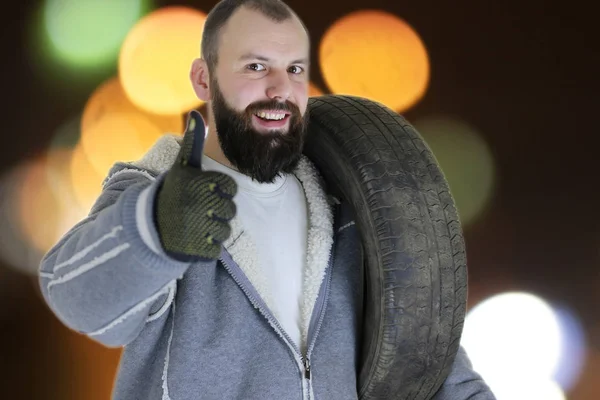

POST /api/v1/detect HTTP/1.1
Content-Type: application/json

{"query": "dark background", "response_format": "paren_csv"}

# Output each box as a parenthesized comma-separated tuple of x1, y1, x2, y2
(0, 0, 598, 398)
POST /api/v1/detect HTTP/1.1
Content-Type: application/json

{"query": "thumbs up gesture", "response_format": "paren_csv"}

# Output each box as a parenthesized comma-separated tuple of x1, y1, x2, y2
(155, 110, 237, 261)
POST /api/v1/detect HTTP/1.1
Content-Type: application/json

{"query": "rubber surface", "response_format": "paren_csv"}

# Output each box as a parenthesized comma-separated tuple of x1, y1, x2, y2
(303, 95, 468, 400)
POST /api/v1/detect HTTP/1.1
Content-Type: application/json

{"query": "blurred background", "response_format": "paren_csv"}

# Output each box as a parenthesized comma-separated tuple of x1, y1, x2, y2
(0, 0, 598, 399)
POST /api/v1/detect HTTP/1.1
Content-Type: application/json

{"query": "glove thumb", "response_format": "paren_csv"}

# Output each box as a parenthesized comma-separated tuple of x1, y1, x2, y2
(178, 110, 207, 169)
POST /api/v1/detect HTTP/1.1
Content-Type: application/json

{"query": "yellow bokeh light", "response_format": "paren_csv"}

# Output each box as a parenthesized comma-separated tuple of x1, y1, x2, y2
(70, 143, 105, 213)
(81, 77, 181, 178)
(119, 6, 207, 115)
(319, 10, 429, 112)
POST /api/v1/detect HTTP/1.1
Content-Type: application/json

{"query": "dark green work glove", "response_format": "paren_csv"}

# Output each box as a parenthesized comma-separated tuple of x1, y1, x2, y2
(155, 110, 237, 261)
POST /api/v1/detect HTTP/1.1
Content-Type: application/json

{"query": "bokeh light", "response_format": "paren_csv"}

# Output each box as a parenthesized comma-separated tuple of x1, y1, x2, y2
(490, 378, 566, 400)
(17, 150, 87, 258)
(413, 116, 495, 227)
(319, 9, 429, 112)
(0, 165, 44, 274)
(81, 113, 164, 178)
(554, 306, 587, 391)
(461, 292, 567, 398)
(70, 143, 105, 213)
(44, 147, 88, 236)
(0, 145, 87, 277)
(63, 332, 122, 400)
(42, 0, 147, 68)
(119, 6, 207, 115)
(82, 77, 183, 136)
(17, 156, 65, 254)
(80, 77, 183, 178)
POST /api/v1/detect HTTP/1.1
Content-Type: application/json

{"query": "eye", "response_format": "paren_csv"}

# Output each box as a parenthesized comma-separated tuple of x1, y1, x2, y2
(247, 63, 266, 72)
(288, 65, 305, 74)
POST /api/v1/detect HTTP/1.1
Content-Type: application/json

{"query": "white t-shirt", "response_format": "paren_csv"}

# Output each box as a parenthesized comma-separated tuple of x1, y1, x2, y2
(202, 156, 308, 348)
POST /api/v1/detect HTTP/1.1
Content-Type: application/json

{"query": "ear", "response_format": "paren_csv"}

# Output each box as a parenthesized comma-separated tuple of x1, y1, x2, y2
(190, 58, 211, 102)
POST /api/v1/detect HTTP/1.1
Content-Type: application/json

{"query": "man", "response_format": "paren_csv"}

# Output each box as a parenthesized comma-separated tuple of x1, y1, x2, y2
(38, 0, 496, 399)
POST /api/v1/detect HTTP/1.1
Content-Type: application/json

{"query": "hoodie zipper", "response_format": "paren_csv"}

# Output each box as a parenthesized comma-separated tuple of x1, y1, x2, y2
(219, 246, 334, 400)
(219, 256, 331, 399)
(302, 243, 335, 399)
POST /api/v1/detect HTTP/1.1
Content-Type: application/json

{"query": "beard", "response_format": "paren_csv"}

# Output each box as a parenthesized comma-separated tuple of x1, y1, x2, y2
(209, 78, 309, 183)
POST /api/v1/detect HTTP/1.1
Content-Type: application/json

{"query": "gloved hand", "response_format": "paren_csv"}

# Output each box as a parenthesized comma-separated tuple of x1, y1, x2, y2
(155, 110, 237, 261)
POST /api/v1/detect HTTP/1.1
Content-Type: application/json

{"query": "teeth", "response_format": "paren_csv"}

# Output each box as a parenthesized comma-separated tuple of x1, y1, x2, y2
(256, 111, 286, 120)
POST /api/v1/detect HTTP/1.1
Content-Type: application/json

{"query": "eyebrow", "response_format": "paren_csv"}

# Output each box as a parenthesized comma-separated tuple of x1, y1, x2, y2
(238, 52, 308, 65)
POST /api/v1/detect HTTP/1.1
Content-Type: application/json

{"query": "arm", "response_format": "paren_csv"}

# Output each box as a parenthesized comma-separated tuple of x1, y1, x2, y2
(39, 111, 236, 349)
(38, 166, 195, 348)
(431, 346, 497, 400)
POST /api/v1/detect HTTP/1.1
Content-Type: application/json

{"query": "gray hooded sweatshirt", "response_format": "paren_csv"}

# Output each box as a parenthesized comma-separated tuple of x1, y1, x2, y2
(38, 135, 495, 400)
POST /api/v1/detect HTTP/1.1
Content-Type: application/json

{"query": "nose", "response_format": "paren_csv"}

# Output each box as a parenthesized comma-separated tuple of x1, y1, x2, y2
(265, 70, 292, 101)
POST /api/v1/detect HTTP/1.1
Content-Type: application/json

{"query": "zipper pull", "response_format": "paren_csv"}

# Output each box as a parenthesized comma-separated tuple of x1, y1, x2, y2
(302, 357, 311, 380)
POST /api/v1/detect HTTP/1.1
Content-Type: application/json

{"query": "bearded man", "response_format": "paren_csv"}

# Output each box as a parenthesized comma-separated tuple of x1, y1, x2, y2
(38, 1, 495, 399)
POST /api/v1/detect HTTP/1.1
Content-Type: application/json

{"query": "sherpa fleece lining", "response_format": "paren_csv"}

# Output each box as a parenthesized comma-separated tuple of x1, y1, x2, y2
(128, 134, 334, 351)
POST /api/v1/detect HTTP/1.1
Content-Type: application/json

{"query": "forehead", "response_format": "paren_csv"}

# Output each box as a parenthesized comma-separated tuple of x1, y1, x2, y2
(218, 7, 309, 63)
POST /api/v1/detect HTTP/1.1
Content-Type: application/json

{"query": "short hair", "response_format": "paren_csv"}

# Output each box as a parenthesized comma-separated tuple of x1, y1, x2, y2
(201, 0, 306, 72)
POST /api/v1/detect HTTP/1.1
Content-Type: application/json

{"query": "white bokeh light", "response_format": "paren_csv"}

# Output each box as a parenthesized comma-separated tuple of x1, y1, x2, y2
(552, 306, 587, 391)
(461, 292, 563, 395)
(489, 377, 566, 400)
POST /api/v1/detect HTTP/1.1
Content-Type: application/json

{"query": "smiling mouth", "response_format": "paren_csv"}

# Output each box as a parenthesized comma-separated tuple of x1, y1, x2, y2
(253, 110, 290, 121)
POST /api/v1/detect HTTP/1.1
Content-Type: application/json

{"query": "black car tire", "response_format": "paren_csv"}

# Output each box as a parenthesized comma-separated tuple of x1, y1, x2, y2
(303, 95, 468, 399)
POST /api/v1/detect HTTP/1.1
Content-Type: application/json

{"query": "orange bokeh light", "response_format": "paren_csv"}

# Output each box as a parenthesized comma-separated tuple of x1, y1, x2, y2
(17, 149, 87, 253)
(17, 156, 62, 253)
(309, 82, 325, 97)
(319, 10, 430, 112)
(81, 113, 164, 177)
(81, 77, 182, 178)
(70, 143, 105, 213)
(63, 332, 122, 400)
(82, 77, 183, 138)
(119, 6, 207, 115)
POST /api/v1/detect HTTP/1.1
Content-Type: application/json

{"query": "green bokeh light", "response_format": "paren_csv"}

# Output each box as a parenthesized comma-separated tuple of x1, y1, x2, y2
(414, 116, 496, 227)
(42, 0, 145, 67)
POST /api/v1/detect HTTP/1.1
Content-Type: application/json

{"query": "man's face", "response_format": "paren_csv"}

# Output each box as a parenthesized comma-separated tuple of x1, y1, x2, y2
(208, 7, 310, 183)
